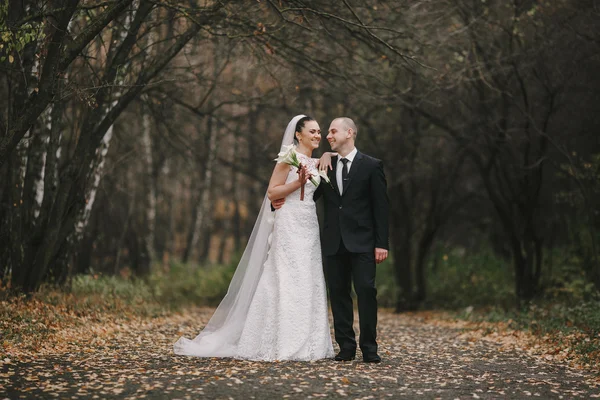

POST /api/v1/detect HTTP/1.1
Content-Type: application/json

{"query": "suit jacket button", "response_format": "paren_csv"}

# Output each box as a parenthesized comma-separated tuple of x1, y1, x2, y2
(339, 206, 342, 209)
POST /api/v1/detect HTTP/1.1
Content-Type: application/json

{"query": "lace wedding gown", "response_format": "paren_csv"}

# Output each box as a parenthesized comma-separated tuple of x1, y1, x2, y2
(174, 153, 334, 361)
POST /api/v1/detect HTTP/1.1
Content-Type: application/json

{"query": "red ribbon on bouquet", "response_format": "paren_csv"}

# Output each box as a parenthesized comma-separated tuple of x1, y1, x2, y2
(298, 163, 306, 201)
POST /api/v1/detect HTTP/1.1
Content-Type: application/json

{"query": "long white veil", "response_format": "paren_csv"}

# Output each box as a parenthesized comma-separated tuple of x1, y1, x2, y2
(173, 114, 306, 357)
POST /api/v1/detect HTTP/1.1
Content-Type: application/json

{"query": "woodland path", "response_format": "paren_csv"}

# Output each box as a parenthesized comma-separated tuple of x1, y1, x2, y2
(2, 308, 599, 399)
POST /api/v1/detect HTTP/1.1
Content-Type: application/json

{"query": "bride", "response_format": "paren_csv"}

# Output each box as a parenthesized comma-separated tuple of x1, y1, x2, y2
(174, 115, 335, 361)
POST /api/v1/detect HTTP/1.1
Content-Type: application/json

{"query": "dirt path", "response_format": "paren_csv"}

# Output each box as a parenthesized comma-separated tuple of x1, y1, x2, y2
(2, 308, 599, 399)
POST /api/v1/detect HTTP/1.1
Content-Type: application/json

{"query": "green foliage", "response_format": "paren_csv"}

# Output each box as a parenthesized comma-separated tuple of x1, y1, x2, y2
(0, 1, 46, 64)
(543, 249, 599, 303)
(425, 248, 515, 308)
(147, 258, 238, 308)
(374, 248, 516, 309)
(460, 300, 600, 335)
(69, 246, 597, 315)
(375, 245, 599, 311)
(68, 257, 240, 311)
(70, 274, 160, 316)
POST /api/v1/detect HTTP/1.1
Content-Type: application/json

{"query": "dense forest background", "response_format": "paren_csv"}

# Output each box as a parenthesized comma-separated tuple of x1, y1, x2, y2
(1, 0, 599, 313)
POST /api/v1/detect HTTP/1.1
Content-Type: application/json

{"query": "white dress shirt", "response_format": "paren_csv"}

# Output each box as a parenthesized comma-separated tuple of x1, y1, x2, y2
(337, 147, 358, 195)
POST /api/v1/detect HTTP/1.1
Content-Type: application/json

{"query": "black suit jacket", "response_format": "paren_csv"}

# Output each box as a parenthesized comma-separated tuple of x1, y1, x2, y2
(314, 151, 389, 256)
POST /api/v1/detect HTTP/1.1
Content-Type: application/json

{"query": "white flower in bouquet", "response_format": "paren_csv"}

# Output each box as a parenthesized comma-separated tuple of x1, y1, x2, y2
(274, 144, 319, 187)
(275, 144, 300, 167)
(318, 168, 336, 190)
(318, 169, 331, 184)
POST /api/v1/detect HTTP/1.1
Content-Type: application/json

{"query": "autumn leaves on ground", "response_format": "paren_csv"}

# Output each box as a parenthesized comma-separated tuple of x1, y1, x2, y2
(1, 286, 600, 399)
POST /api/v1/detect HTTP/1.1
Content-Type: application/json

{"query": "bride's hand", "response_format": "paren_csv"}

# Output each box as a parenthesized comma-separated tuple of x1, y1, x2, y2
(297, 165, 310, 185)
(318, 152, 335, 172)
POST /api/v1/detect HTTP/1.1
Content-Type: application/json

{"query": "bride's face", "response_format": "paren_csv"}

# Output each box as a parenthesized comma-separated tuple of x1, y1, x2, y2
(296, 120, 321, 149)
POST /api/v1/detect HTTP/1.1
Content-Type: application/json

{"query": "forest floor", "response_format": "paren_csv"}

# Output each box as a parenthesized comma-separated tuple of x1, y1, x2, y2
(2, 306, 600, 399)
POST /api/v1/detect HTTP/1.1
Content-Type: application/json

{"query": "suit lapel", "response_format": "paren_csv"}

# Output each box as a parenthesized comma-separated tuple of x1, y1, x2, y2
(342, 151, 363, 197)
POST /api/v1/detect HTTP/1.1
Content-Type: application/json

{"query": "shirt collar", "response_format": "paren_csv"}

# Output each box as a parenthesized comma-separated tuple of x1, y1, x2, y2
(339, 147, 358, 163)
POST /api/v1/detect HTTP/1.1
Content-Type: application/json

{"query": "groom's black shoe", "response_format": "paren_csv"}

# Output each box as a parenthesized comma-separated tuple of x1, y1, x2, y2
(363, 353, 381, 363)
(334, 350, 356, 361)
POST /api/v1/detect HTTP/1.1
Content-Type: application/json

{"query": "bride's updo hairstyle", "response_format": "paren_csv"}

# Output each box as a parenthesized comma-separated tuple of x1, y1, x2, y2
(293, 116, 314, 144)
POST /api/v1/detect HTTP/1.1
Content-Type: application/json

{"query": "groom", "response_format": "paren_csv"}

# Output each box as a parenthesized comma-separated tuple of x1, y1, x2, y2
(315, 117, 389, 363)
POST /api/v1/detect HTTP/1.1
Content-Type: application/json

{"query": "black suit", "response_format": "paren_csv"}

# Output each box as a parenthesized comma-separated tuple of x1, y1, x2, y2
(314, 151, 389, 357)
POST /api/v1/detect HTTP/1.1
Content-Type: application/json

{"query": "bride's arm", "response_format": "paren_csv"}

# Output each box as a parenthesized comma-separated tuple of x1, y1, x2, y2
(267, 163, 308, 201)
(317, 152, 337, 172)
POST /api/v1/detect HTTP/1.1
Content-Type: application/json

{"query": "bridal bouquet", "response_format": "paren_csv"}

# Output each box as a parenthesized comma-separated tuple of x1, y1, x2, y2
(275, 144, 330, 200)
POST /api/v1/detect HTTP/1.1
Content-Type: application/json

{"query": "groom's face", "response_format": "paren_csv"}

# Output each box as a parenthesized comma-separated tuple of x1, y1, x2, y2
(327, 120, 350, 152)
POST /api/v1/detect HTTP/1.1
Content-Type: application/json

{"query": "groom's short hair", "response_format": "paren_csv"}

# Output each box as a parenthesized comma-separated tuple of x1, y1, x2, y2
(335, 117, 358, 140)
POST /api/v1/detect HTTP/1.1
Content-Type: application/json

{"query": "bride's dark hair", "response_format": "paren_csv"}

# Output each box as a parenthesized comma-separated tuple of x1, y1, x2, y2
(293, 116, 314, 144)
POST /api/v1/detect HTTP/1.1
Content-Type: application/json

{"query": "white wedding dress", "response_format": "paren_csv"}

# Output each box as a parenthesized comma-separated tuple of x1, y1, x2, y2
(237, 154, 334, 360)
(174, 149, 334, 361)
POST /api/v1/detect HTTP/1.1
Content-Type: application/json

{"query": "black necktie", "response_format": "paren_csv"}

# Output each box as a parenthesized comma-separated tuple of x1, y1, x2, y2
(341, 158, 349, 193)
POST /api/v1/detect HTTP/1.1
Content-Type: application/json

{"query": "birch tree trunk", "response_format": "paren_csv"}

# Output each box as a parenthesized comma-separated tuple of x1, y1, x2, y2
(138, 5, 159, 266)
(72, 0, 143, 246)
(182, 115, 218, 263)
(141, 104, 157, 263)
(161, 159, 176, 270)
(33, 109, 51, 221)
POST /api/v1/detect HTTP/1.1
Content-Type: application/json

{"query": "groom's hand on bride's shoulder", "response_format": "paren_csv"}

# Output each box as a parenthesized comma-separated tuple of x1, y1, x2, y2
(271, 198, 285, 211)
(375, 248, 388, 264)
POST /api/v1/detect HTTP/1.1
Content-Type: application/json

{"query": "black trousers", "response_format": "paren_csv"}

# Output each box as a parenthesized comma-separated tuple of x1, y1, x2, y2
(325, 239, 378, 356)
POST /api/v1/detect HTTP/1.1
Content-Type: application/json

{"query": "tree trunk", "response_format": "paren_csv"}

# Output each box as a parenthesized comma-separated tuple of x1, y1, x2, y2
(162, 160, 177, 269)
(200, 222, 214, 264)
(9, 132, 30, 290)
(231, 133, 242, 254)
(508, 228, 543, 303)
(218, 131, 239, 263)
(138, 7, 158, 267)
(182, 115, 218, 263)
(141, 101, 157, 264)
(75, 195, 101, 276)
(75, 231, 95, 277)
(48, 125, 114, 283)
(218, 228, 230, 265)
(0, 163, 9, 282)
(80, 128, 114, 238)
(114, 190, 135, 275)
(21, 116, 49, 232)
(391, 185, 415, 312)
(415, 228, 436, 303)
